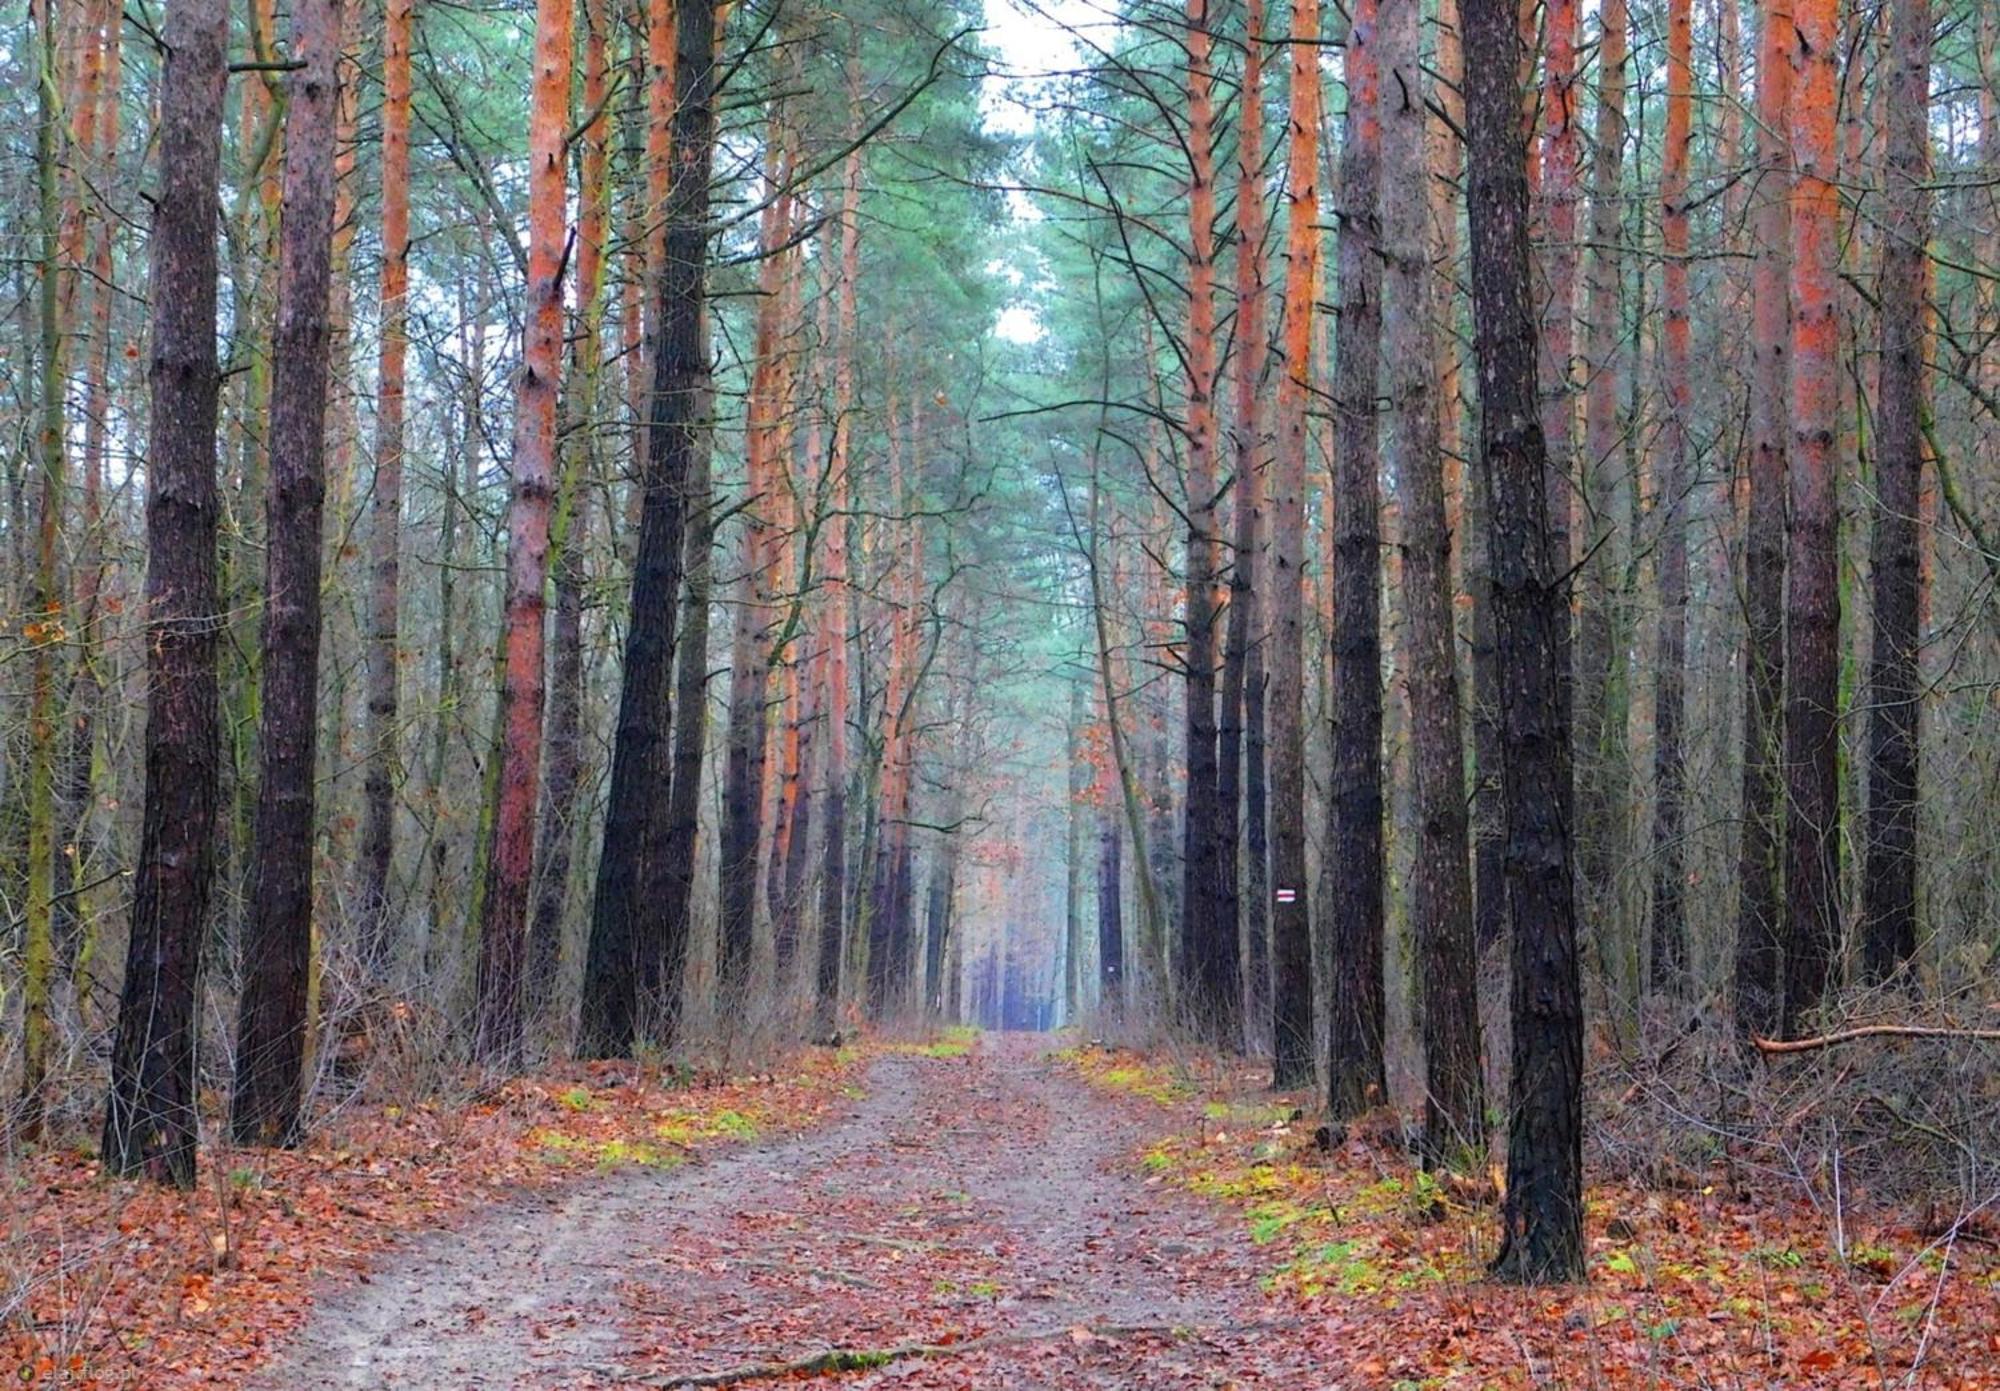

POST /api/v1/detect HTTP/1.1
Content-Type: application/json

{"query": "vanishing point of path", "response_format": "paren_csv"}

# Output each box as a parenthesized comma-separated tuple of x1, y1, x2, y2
(251, 1035, 1316, 1389)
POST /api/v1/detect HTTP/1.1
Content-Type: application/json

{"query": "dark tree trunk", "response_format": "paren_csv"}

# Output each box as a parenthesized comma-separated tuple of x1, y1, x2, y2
(576, 0, 715, 1057)
(103, 0, 229, 1187)
(1463, 0, 1586, 1283)
(1326, 0, 1387, 1120)
(1099, 809, 1124, 1004)
(1734, 0, 1791, 1038)
(1861, 0, 1928, 983)
(232, 0, 342, 1147)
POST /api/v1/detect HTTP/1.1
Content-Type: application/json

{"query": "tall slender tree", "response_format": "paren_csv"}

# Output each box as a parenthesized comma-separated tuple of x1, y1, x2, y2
(1268, 0, 1322, 1092)
(232, 0, 343, 1145)
(474, 0, 573, 1065)
(1325, 0, 1386, 1118)
(359, 0, 414, 975)
(1861, 0, 1929, 983)
(102, 0, 230, 1187)
(1734, 0, 1792, 1038)
(1464, 0, 1585, 1283)
(1780, 0, 1842, 1040)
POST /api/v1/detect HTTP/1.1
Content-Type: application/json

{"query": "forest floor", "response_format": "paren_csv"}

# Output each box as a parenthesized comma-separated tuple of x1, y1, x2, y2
(14, 1030, 1999, 1388)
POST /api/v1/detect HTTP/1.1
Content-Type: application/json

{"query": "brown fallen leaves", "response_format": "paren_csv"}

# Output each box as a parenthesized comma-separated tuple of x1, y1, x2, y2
(1061, 1043, 2000, 1390)
(4, 1048, 862, 1389)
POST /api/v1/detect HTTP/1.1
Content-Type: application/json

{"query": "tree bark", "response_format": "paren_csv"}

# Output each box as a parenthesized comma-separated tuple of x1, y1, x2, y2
(102, 0, 229, 1187)
(1220, 0, 1270, 1045)
(1463, 0, 1586, 1283)
(578, 0, 714, 1056)
(1325, 0, 1386, 1118)
(1648, 0, 1694, 994)
(1734, 0, 1792, 1039)
(1860, 0, 1928, 983)
(1780, 0, 1842, 1040)
(232, 0, 342, 1145)
(358, 0, 414, 976)
(1268, 0, 1322, 1092)
(1179, 0, 1235, 1047)
(1380, 0, 1483, 1171)
(474, 0, 572, 1066)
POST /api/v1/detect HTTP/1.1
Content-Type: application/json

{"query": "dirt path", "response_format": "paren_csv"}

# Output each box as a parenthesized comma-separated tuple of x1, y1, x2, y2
(253, 1034, 1312, 1389)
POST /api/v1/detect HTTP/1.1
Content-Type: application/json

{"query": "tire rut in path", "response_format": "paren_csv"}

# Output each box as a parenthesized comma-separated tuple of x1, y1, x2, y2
(255, 1035, 1310, 1389)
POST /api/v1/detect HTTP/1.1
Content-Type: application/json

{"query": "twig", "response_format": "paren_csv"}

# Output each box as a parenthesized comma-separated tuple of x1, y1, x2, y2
(1752, 1024, 2000, 1054)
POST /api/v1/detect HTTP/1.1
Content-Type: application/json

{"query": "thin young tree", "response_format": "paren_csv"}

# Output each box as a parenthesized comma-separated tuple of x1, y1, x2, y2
(1463, 0, 1586, 1282)
(358, 0, 414, 975)
(102, 0, 231, 1186)
(474, 0, 573, 1065)
(1648, 0, 1694, 993)
(1268, 0, 1322, 1092)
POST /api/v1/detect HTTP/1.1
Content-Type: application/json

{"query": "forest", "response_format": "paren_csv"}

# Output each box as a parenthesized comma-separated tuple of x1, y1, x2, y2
(1, 0, 1998, 1381)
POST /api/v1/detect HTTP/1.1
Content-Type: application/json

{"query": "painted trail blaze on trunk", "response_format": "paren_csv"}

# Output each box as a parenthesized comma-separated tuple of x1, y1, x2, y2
(1462, 0, 1585, 1284)
(476, 0, 572, 1066)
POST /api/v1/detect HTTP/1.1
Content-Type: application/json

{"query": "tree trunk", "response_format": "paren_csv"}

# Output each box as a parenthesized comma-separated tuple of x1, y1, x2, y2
(1576, 0, 1627, 980)
(1268, 0, 1321, 1092)
(1179, 0, 1235, 1047)
(1648, 0, 1694, 994)
(1326, 0, 1386, 1118)
(1734, 0, 1792, 1039)
(1860, 0, 1927, 983)
(102, 0, 229, 1187)
(1221, 0, 1270, 1046)
(21, 0, 67, 1138)
(474, 0, 571, 1066)
(1463, 0, 1586, 1283)
(232, 0, 341, 1145)
(578, 0, 713, 1056)
(527, 0, 611, 1034)
(358, 0, 413, 976)
(1781, 0, 1842, 1040)
(1380, 0, 1483, 1171)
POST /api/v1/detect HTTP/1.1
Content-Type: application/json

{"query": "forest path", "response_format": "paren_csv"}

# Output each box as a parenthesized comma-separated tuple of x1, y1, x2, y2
(252, 1033, 1313, 1388)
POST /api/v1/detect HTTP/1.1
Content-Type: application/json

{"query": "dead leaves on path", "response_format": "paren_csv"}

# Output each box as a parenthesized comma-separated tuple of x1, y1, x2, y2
(1062, 1043, 2000, 1390)
(4, 1050, 862, 1389)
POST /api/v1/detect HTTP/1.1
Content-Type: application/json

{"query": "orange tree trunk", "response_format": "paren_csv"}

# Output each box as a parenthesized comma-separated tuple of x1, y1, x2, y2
(1218, 0, 1269, 1038)
(1780, 0, 1842, 1040)
(475, 0, 572, 1066)
(1268, 0, 1322, 1091)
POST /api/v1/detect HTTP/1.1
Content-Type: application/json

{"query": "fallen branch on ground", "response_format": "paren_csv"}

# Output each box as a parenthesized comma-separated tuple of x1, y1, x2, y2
(1753, 1025, 2000, 1054)
(619, 1319, 1289, 1388)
